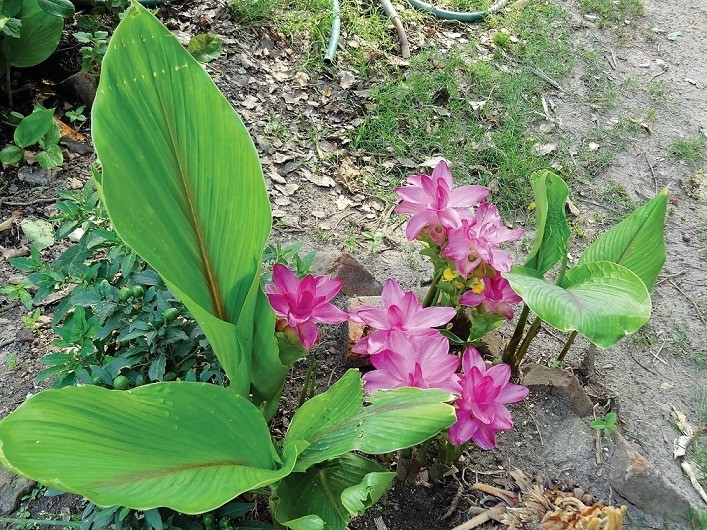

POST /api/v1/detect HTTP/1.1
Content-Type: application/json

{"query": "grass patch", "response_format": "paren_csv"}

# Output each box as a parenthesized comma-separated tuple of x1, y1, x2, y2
(349, 2, 576, 215)
(670, 136, 707, 165)
(230, 0, 276, 22)
(579, 0, 644, 25)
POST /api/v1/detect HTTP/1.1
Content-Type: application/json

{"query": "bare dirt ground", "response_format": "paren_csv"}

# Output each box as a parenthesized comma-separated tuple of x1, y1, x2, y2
(0, 0, 705, 528)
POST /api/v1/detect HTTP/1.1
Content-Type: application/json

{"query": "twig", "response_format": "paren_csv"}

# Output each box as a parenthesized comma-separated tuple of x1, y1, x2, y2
(669, 279, 706, 326)
(2, 197, 57, 207)
(576, 197, 619, 212)
(681, 461, 707, 504)
(373, 516, 389, 530)
(452, 505, 505, 530)
(595, 430, 603, 464)
(440, 480, 465, 521)
(648, 69, 666, 84)
(628, 350, 660, 376)
(0, 336, 33, 349)
(655, 270, 687, 285)
(651, 343, 668, 365)
(526, 66, 564, 92)
(643, 152, 658, 193)
(526, 403, 544, 447)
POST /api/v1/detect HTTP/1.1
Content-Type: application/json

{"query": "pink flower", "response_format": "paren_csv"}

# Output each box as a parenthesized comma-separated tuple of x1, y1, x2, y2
(443, 203, 524, 278)
(459, 274, 522, 319)
(265, 264, 348, 349)
(363, 333, 461, 394)
(449, 347, 528, 449)
(350, 279, 456, 356)
(395, 160, 488, 243)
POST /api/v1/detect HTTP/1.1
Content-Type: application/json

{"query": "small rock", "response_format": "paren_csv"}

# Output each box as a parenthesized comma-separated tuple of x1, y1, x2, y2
(609, 433, 694, 524)
(58, 71, 98, 107)
(0, 466, 35, 515)
(17, 165, 50, 186)
(521, 364, 594, 417)
(60, 137, 93, 155)
(69, 178, 83, 190)
(327, 253, 382, 297)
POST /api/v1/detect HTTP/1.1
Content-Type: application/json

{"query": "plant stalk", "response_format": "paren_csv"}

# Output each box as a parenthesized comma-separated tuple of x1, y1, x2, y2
(503, 303, 529, 364)
(557, 330, 578, 363)
(405, 437, 435, 482)
(4, 59, 11, 107)
(422, 268, 444, 308)
(298, 354, 317, 407)
(512, 316, 542, 370)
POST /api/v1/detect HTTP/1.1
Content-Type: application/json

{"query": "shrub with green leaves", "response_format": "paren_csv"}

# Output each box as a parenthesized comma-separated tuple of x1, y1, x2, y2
(0, 104, 63, 169)
(0, 5, 457, 529)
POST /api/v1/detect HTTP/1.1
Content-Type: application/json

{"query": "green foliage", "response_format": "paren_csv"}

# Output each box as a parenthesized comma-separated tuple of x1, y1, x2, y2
(1, 105, 63, 169)
(65, 105, 87, 123)
(589, 412, 618, 436)
(261, 242, 316, 281)
(229, 0, 275, 23)
(188, 33, 222, 63)
(0, 280, 33, 310)
(74, 30, 109, 71)
(9, 182, 222, 389)
(670, 136, 706, 165)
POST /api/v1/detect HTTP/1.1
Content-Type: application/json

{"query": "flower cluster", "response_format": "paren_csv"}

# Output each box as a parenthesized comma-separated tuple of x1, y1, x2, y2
(395, 159, 523, 320)
(265, 264, 348, 349)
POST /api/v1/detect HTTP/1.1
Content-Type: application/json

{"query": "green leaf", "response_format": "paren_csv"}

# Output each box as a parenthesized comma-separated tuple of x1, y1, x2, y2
(2, 0, 63, 68)
(284, 370, 455, 471)
(13, 107, 54, 148)
(188, 33, 222, 63)
(37, 143, 63, 169)
(504, 262, 651, 348)
(0, 382, 302, 513)
(19, 218, 54, 250)
(0, 144, 22, 165)
(274, 454, 394, 530)
(36, 0, 73, 17)
(2, 0, 24, 17)
(577, 189, 667, 290)
(524, 170, 571, 275)
(92, 4, 272, 396)
(0, 16, 22, 38)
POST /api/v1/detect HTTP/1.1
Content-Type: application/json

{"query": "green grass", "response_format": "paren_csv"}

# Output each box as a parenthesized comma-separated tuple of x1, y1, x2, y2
(230, 0, 275, 22)
(349, 2, 576, 216)
(579, 0, 644, 24)
(670, 136, 707, 165)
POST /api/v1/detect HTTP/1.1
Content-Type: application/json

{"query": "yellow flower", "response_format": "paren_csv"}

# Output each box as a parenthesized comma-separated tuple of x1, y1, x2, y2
(443, 267, 457, 281)
(469, 276, 485, 294)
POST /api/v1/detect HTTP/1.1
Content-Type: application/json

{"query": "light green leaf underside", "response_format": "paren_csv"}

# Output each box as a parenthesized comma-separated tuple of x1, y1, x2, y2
(285, 370, 456, 472)
(524, 170, 571, 276)
(91, 3, 271, 395)
(577, 189, 667, 290)
(0, 383, 299, 513)
(2, 0, 63, 67)
(504, 262, 651, 348)
(274, 454, 394, 530)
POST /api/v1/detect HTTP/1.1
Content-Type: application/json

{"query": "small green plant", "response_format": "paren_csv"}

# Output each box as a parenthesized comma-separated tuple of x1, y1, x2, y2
(670, 136, 706, 165)
(590, 412, 619, 436)
(0, 105, 63, 169)
(74, 30, 110, 71)
(65, 105, 87, 124)
(7, 353, 17, 370)
(0, 280, 34, 310)
(21, 308, 41, 334)
(362, 230, 384, 252)
(188, 33, 222, 63)
(262, 242, 316, 281)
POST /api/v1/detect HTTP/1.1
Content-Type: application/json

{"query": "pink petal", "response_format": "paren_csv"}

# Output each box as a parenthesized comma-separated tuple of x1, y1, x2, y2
(459, 291, 485, 307)
(396, 291, 422, 323)
(496, 382, 529, 404)
(485, 363, 511, 387)
(381, 279, 406, 309)
(408, 306, 456, 329)
(314, 276, 343, 302)
(448, 185, 490, 207)
(449, 412, 479, 446)
(354, 307, 392, 329)
(405, 211, 437, 241)
(439, 208, 463, 231)
(272, 263, 300, 294)
(311, 304, 349, 324)
(296, 320, 319, 350)
(471, 422, 497, 450)
(352, 335, 372, 355)
(488, 403, 513, 430)
(431, 159, 453, 188)
(395, 186, 432, 206)
(462, 347, 486, 374)
(266, 293, 290, 318)
(363, 370, 401, 393)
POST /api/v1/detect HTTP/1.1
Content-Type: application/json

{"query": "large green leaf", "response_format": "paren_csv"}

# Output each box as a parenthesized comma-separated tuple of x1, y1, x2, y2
(36, 0, 73, 17)
(285, 370, 456, 471)
(524, 170, 571, 276)
(274, 454, 394, 530)
(13, 107, 54, 148)
(91, 4, 273, 396)
(0, 382, 301, 513)
(504, 262, 651, 348)
(577, 189, 667, 290)
(2, 0, 63, 67)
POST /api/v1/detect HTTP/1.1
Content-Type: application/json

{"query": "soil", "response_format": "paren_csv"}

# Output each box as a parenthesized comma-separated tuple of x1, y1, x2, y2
(0, 0, 705, 528)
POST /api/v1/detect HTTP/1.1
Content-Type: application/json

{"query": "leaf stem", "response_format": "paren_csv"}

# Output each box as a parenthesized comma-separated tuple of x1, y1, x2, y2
(422, 268, 444, 308)
(556, 255, 568, 286)
(298, 354, 316, 407)
(405, 437, 435, 482)
(557, 330, 578, 363)
(503, 303, 529, 364)
(512, 316, 542, 370)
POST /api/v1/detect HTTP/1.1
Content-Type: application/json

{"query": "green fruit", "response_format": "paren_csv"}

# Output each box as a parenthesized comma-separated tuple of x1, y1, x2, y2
(202, 514, 215, 526)
(91, 376, 102, 385)
(112, 375, 129, 390)
(162, 307, 179, 322)
(131, 285, 145, 298)
(219, 518, 230, 529)
(118, 287, 132, 301)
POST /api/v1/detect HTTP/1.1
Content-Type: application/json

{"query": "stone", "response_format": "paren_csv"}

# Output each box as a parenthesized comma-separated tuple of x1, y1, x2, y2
(609, 433, 694, 524)
(327, 253, 382, 297)
(344, 295, 379, 367)
(17, 165, 50, 186)
(0, 466, 34, 515)
(58, 71, 98, 107)
(520, 364, 594, 417)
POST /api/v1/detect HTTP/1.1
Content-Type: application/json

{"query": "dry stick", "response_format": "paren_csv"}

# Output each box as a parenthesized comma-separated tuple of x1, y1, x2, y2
(2, 197, 58, 207)
(0, 336, 33, 349)
(655, 270, 687, 285)
(668, 279, 706, 326)
(440, 481, 465, 521)
(681, 461, 707, 504)
(643, 152, 658, 193)
(452, 505, 504, 530)
(526, 66, 564, 92)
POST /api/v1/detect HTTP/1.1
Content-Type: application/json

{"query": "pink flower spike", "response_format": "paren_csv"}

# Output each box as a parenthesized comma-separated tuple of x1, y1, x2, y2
(265, 264, 348, 350)
(443, 203, 524, 278)
(362, 334, 461, 394)
(459, 274, 522, 319)
(350, 279, 456, 355)
(395, 160, 489, 243)
(448, 347, 528, 448)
